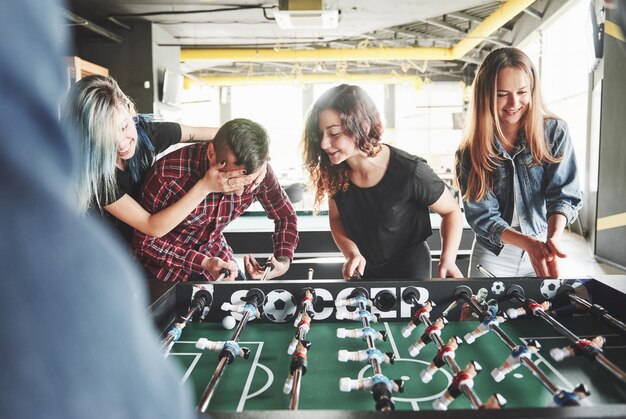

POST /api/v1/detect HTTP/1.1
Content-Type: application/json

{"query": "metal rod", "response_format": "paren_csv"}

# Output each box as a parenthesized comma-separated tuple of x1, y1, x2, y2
(260, 263, 273, 281)
(568, 293, 626, 335)
(289, 367, 302, 410)
(476, 264, 495, 278)
(357, 299, 382, 376)
(462, 291, 562, 395)
(420, 312, 482, 408)
(198, 309, 252, 412)
(288, 322, 307, 409)
(307, 268, 314, 280)
(161, 289, 213, 349)
(532, 307, 626, 383)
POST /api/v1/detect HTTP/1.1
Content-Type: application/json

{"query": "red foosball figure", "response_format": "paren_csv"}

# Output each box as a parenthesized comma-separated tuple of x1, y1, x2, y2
(432, 361, 482, 411)
(550, 336, 605, 362)
(420, 336, 463, 383)
(408, 316, 447, 357)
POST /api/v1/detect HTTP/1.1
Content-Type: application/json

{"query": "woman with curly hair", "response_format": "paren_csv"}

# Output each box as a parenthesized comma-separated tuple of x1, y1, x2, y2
(302, 84, 463, 280)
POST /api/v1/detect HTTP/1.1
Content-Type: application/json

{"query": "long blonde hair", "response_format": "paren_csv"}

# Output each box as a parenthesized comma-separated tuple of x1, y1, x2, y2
(456, 47, 560, 202)
(61, 75, 135, 213)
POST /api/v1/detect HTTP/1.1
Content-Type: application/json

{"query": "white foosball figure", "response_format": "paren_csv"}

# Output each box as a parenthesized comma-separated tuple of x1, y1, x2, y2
(195, 338, 250, 359)
(220, 302, 259, 319)
(338, 348, 394, 364)
(491, 340, 541, 382)
(551, 384, 590, 407)
(464, 301, 503, 344)
(335, 295, 372, 308)
(336, 309, 379, 323)
(336, 326, 386, 342)
(339, 374, 401, 393)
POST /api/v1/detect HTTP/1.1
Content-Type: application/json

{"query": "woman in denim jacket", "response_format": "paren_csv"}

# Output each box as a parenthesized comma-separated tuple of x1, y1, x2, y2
(455, 47, 582, 278)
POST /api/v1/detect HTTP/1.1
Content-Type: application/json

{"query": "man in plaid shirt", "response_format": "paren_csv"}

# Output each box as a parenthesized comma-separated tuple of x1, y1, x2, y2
(133, 118, 298, 281)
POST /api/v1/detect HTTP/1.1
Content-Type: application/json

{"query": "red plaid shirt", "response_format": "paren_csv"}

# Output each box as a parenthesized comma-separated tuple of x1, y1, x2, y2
(133, 142, 298, 281)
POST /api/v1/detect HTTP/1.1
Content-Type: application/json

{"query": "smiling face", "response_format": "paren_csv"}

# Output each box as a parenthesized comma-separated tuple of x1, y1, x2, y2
(114, 106, 138, 162)
(318, 109, 359, 165)
(495, 66, 530, 134)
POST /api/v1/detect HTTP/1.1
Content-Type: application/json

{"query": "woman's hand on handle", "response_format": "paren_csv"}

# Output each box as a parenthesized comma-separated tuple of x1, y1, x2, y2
(343, 254, 366, 280)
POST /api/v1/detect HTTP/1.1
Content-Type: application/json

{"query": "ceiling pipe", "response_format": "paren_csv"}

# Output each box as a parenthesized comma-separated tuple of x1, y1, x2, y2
(63, 10, 123, 43)
(180, 0, 535, 64)
(185, 73, 425, 89)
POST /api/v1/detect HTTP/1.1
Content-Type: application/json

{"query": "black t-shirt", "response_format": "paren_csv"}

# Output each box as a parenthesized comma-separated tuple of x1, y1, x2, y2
(92, 120, 181, 243)
(333, 145, 446, 268)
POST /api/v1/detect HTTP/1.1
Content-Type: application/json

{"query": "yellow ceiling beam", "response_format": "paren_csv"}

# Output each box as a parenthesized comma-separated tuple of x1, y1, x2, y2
(185, 73, 424, 89)
(452, 0, 536, 58)
(181, 46, 452, 63)
(180, 0, 536, 64)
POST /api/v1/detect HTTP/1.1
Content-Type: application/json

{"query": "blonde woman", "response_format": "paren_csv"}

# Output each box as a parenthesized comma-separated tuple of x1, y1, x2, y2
(455, 47, 582, 278)
(62, 75, 263, 243)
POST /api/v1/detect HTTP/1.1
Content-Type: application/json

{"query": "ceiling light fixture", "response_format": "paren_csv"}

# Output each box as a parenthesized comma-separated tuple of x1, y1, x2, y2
(274, 0, 339, 30)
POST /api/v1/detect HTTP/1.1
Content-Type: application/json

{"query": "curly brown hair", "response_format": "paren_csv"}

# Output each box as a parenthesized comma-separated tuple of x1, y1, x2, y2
(302, 84, 383, 209)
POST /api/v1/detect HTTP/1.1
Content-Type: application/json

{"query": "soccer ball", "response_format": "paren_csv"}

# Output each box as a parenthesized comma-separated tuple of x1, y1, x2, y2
(540, 279, 561, 299)
(491, 281, 505, 296)
(262, 289, 297, 323)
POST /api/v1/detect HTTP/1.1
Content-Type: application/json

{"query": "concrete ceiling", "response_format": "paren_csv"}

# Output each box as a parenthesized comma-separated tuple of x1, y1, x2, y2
(67, 0, 565, 83)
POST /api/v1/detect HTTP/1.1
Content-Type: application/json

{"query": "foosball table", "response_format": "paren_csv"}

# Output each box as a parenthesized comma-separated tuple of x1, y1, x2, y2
(149, 275, 626, 418)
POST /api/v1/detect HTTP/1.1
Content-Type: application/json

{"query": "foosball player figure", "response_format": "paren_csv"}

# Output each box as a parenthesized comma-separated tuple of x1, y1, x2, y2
(283, 340, 308, 394)
(293, 288, 316, 326)
(420, 335, 463, 383)
(491, 339, 541, 382)
(339, 374, 404, 397)
(221, 301, 260, 320)
(336, 326, 386, 342)
(288, 311, 313, 354)
(408, 316, 448, 357)
(195, 338, 251, 360)
(401, 300, 435, 337)
(480, 393, 508, 409)
(443, 288, 488, 321)
(338, 348, 395, 365)
(337, 309, 380, 323)
(506, 300, 551, 319)
(432, 361, 482, 411)
(552, 383, 591, 407)
(464, 299, 503, 344)
(550, 335, 606, 362)
(335, 294, 372, 308)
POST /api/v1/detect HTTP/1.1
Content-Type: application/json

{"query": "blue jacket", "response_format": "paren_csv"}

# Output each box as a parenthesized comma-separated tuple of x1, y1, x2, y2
(456, 118, 583, 255)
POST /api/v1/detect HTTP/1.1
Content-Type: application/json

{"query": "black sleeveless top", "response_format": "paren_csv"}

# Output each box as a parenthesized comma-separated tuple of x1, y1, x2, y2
(333, 145, 446, 269)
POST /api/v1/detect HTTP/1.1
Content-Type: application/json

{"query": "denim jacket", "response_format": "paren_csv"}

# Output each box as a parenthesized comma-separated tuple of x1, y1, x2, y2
(456, 118, 583, 255)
